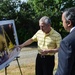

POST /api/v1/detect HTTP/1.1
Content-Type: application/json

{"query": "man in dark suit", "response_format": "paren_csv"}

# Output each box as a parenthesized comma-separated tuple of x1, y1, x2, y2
(55, 7, 75, 75)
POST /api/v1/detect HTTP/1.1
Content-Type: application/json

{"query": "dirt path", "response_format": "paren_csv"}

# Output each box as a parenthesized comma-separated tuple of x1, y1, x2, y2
(6, 47, 58, 75)
(10, 47, 38, 66)
(10, 47, 58, 66)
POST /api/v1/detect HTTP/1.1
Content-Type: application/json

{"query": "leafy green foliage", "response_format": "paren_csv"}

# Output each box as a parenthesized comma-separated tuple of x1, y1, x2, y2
(0, 0, 21, 20)
(0, 0, 75, 44)
(27, 0, 72, 38)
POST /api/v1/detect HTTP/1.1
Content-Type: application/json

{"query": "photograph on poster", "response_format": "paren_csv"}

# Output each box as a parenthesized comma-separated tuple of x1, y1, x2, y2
(0, 20, 20, 70)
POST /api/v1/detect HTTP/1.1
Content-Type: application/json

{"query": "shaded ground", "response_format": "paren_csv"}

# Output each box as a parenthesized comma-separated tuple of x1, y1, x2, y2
(10, 47, 38, 66)
(10, 47, 58, 66)
(7, 47, 58, 74)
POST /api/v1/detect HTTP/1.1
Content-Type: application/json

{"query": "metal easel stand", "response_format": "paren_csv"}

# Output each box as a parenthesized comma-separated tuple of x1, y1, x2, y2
(5, 56, 23, 75)
(5, 65, 9, 75)
(16, 56, 23, 75)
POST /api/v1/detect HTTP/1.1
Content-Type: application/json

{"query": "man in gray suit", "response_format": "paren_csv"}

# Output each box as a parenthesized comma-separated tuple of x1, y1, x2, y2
(55, 7, 75, 75)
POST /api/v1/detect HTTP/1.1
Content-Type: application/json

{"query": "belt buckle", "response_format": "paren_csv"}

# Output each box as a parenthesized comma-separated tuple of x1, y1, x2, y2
(41, 55, 45, 58)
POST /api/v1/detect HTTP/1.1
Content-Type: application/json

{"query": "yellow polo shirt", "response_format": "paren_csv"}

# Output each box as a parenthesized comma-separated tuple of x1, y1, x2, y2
(32, 27, 62, 55)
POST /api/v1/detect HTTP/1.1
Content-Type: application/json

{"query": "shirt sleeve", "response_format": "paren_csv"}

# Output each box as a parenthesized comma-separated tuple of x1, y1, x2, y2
(56, 34, 62, 48)
(31, 32, 38, 42)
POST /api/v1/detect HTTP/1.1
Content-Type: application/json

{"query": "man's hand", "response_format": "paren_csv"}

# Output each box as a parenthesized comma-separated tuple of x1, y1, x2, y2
(40, 49, 57, 55)
(15, 45, 23, 50)
(40, 50, 49, 55)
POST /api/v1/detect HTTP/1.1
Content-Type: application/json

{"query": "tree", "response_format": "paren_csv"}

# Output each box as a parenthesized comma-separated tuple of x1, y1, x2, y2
(16, 2, 37, 43)
(0, 0, 75, 44)
(0, 0, 21, 20)
(28, 0, 75, 38)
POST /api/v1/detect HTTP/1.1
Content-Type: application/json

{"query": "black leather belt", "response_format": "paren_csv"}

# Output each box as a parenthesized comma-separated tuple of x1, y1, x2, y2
(38, 53, 54, 58)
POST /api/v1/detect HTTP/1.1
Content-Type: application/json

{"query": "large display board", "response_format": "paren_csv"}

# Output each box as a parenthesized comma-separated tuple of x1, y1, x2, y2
(0, 20, 20, 70)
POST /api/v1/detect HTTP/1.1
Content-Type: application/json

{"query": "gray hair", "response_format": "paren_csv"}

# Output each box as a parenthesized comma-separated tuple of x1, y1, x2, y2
(39, 16, 51, 25)
(63, 7, 75, 26)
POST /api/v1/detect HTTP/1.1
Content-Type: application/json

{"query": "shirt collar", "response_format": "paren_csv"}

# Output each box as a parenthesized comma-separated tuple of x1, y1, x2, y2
(70, 27, 75, 32)
(45, 27, 54, 36)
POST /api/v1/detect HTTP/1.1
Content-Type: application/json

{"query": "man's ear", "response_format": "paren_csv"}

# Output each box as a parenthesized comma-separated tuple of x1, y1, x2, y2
(67, 20, 72, 26)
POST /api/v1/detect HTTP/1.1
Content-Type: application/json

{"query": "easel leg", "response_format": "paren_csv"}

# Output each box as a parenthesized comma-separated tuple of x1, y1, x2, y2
(5, 65, 9, 75)
(16, 57, 23, 75)
(5, 66, 8, 75)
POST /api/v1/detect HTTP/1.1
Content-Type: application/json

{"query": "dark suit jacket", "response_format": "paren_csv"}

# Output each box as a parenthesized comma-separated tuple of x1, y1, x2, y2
(55, 28, 75, 75)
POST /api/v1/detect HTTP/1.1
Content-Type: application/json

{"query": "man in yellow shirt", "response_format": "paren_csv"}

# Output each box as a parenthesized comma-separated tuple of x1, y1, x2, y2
(19, 16, 62, 75)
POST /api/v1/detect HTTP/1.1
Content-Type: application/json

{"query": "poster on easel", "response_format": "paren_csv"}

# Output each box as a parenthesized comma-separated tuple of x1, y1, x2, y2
(0, 20, 20, 70)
